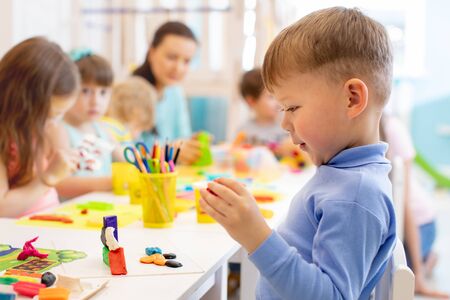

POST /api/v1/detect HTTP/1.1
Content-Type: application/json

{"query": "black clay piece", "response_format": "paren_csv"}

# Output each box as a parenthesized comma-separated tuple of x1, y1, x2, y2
(100, 227, 107, 246)
(41, 271, 57, 287)
(165, 260, 183, 268)
(163, 253, 176, 259)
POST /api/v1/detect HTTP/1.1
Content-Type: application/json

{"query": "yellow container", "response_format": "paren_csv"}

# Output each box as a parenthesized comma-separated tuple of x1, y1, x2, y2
(112, 162, 139, 195)
(129, 180, 144, 204)
(140, 172, 177, 228)
(193, 182, 216, 223)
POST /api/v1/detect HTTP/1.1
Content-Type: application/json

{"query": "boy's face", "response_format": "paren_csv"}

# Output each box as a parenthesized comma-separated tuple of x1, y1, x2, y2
(274, 73, 351, 166)
(66, 82, 111, 124)
(248, 89, 280, 121)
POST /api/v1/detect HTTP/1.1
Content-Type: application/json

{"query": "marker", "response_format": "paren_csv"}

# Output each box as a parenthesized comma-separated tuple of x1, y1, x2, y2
(173, 143, 182, 165)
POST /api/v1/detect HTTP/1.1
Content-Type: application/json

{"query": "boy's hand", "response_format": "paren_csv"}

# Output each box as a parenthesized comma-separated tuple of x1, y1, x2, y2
(199, 178, 272, 253)
(41, 149, 79, 186)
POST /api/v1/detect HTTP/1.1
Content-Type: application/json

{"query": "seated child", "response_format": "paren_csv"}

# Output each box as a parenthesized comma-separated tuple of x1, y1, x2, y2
(55, 49, 123, 199)
(238, 68, 287, 145)
(237, 68, 308, 164)
(200, 7, 396, 299)
(103, 76, 158, 144)
(0, 37, 80, 217)
(381, 114, 449, 298)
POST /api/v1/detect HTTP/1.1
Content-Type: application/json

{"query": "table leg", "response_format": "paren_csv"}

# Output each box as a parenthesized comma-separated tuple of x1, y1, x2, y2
(201, 262, 227, 300)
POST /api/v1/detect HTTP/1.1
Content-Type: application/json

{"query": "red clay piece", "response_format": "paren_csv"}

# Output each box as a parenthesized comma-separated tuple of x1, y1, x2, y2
(108, 247, 127, 275)
(12, 281, 46, 297)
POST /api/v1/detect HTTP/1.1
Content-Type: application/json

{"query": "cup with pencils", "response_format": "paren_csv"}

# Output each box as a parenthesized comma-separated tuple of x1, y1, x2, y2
(124, 141, 181, 228)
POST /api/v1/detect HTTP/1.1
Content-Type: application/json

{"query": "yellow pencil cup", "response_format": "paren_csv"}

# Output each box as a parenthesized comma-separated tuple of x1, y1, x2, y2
(193, 182, 216, 224)
(129, 180, 144, 205)
(112, 162, 139, 195)
(140, 172, 177, 228)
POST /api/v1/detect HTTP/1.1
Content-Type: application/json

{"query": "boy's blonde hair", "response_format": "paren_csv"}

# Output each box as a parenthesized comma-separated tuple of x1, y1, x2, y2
(108, 76, 157, 128)
(262, 7, 393, 105)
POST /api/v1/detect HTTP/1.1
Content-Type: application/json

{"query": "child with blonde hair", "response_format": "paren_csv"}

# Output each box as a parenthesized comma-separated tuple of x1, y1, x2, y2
(200, 7, 396, 299)
(0, 37, 80, 217)
(103, 76, 158, 143)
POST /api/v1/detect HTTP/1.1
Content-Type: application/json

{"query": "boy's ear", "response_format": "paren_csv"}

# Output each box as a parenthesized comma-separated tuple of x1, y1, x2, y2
(344, 78, 368, 119)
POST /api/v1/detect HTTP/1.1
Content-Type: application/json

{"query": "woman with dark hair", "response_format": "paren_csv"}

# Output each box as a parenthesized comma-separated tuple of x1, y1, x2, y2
(134, 21, 202, 164)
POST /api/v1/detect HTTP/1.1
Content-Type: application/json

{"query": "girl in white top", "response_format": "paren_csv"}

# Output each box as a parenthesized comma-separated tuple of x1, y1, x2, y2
(381, 115, 448, 298)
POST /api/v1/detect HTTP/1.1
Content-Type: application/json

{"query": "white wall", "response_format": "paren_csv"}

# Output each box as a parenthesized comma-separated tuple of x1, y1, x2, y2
(413, 0, 450, 104)
(0, 0, 13, 57)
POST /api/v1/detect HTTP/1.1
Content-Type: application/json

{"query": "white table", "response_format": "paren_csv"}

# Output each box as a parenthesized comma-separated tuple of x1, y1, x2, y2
(0, 168, 314, 299)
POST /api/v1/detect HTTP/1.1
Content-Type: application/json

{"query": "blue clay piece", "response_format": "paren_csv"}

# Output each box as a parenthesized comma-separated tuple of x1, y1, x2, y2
(145, 247, 162, 256)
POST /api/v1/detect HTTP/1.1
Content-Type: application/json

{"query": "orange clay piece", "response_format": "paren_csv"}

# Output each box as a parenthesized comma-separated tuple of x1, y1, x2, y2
(29, 215, 73, 224)
(5, 269, 42, 278)
(254, 195, 275, 202)
(232, 131, 246, 147)
(153, 254, 166, 266)
(140, 254, 166, 266)
(38, 287, 70, 300)
(139, 256, 155, 264)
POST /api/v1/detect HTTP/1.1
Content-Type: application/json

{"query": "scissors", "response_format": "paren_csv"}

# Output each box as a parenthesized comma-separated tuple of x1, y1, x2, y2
(124, 146, 149, 173)
(135, 142, 150, 159)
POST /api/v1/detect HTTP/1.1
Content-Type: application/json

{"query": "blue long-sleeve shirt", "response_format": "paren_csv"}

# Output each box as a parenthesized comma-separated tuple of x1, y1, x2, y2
(249, 143, 396, 300)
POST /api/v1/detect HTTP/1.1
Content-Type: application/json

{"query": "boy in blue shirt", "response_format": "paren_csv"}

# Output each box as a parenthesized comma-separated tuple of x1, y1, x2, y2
(200, 7, 396, 300)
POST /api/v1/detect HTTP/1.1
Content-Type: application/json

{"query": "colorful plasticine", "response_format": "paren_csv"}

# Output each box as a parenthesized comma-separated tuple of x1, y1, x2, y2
(38, 287, 70, 300)
(16, 237, 49, 260)
(28, 215, 74, 224)
(145, 247, 162, 256)
(11, 281, 46, 298)
(0, 292, 16, 300)
(103, 216, 118, 241)
(41, 272, 57, 287)
(108, 248, 127, 275)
